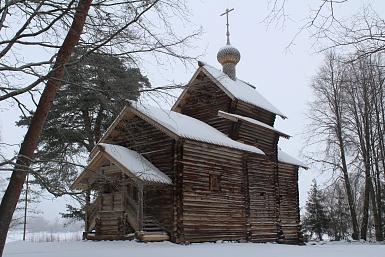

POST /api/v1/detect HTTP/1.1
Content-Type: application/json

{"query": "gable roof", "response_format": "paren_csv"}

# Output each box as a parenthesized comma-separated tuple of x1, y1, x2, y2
(97, 101, 265, 156)
(71, 143, 172, 190)
(127, 101, 265, 155)
(173, 62, 287, 119)
(218, 110, 290, 139)
(100, 143, 172, 183)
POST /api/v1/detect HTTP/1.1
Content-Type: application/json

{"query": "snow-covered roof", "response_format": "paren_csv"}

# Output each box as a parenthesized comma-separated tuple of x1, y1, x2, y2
(71, 143, 171, 190)
(218, 110, 290, 139)
(278, 149, 307, 169)
(98, 143, 172, 184)
(128, 101, 264, 155)
(202, 63, 287, 119)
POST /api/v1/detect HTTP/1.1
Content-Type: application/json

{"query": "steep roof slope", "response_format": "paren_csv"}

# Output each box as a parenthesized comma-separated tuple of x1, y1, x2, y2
(99, 143, 172, 183)
(173, 62, 286, 119)
(71, 143, 172, 190)
(99, 101, 265, 155)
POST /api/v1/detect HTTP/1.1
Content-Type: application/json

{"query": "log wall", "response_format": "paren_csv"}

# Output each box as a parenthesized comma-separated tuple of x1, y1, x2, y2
(247, 155, 279, 242)
(277, 162, 301, 244)
(95, 86, 301, 244)
(179, 140, 247, 242)
(107, 115, 175, 177)
(236, 122, 279, 158)
(179, 72, 233, 135)
(92, 191, 126, 236)
(235, 101, 276, 127)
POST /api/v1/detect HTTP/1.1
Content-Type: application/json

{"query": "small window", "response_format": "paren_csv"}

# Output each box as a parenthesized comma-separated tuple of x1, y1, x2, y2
(209, 174, 221, 191)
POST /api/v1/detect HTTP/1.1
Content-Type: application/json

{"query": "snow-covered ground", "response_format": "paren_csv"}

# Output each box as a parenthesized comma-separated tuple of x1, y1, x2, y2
(4, 240, 385, 257)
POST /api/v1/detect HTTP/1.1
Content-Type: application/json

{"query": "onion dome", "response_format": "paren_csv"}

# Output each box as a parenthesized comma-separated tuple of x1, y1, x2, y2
(217, 8, 240, 80)
(217, 44, 241, 66)
(217, 43, 240, 80)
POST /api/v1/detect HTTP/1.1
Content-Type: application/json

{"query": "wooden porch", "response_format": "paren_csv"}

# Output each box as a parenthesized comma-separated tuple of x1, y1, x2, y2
(70, 144, 173, 242)
(83, 186, 170, 242)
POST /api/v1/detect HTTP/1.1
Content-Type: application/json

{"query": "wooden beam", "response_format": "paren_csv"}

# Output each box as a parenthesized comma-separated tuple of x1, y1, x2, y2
(138, 183, 144, 231)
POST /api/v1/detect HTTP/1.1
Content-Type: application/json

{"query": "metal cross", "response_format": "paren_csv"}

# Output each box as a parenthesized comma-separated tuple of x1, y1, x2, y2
(220, 8, 234, 45)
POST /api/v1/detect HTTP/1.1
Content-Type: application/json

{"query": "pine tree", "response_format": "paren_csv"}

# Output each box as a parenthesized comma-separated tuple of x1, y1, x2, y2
(302, 180, 330, 240)
(17, 49, 150, 197)
(323, 182, 351, 240)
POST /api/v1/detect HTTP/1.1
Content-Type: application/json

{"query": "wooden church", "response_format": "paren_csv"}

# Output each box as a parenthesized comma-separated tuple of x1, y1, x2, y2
(71, 14, 306, 244)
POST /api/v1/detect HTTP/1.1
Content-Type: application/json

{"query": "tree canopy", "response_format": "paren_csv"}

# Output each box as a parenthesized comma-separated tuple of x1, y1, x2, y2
(304, 51, 385, 241)
(17, 50, 150, 195)
(302, 180, 329, 241)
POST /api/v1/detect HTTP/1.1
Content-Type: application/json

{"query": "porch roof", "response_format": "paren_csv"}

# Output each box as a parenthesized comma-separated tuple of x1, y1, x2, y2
(71, 143, 172, 190)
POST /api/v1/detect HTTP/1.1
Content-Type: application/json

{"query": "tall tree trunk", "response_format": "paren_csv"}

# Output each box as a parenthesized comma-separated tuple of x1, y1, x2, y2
(368, 177, 382, 241)
(360, 178, 370, 240)
(346, 58, 377, 241)
(332, 87, 360, 240)
(369, 115, 384, 241)
(93, 105, 105, 144)
(372, 61, 384, 241)
(81, 108, 95, 152)
(338, 140, 360, 240)
(374, 172, 384, 241)
(0, 1, 92, 255)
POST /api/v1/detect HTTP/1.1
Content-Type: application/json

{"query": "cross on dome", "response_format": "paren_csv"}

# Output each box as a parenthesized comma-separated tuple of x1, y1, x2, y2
(217, 8, 240, 81)
(220, 8, 234, 45)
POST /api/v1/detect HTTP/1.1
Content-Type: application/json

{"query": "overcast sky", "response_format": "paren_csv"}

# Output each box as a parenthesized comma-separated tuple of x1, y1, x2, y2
(2, 0, 385, 220)
(142, 0, 328, 208)
(142, 0, 385, 210)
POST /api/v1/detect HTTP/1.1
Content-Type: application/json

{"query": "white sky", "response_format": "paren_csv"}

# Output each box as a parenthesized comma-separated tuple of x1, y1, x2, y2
(1, 0, 385, 220)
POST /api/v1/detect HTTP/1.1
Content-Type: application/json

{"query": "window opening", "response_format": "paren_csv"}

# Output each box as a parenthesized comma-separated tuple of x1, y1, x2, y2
(209, 174, 221, 191)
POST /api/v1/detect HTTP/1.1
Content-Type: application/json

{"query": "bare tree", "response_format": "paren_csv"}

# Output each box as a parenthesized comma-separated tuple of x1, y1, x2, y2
(304, 52, 360, 240)
(265, 1, 385, 57)
(0, 0, 199, 105)
(0, 0, 200, 255)
(267, 0, 385, 241)
(344, 53, 384, 241)
(0, 1, 92, 254)
(305, 50, 385, 241)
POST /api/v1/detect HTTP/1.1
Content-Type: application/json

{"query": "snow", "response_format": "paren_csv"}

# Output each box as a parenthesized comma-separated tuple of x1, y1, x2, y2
(99, 143, 172, 184)
(278, 149, 307, 168)
(218, 110, 290, 138)
(202, 63, 287, 119)
(128, 101, 264, 155)
(4, 240, 385, 257)
(217, 111, 306, 168)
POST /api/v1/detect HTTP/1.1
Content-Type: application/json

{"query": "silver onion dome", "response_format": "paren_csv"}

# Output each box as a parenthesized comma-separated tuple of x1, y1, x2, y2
(218, 8, 240, 80)
(217, 44, 241, 66)
(217, 44, 241, 80)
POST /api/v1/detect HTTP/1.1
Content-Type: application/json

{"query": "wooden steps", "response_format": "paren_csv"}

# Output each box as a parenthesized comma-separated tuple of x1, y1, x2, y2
(136, 231, 170, 242)
(85, 211, 170, 242)
(137, 215, 170, 242)
(83, 232, 136, 241)
(142, 215, 164, 232)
